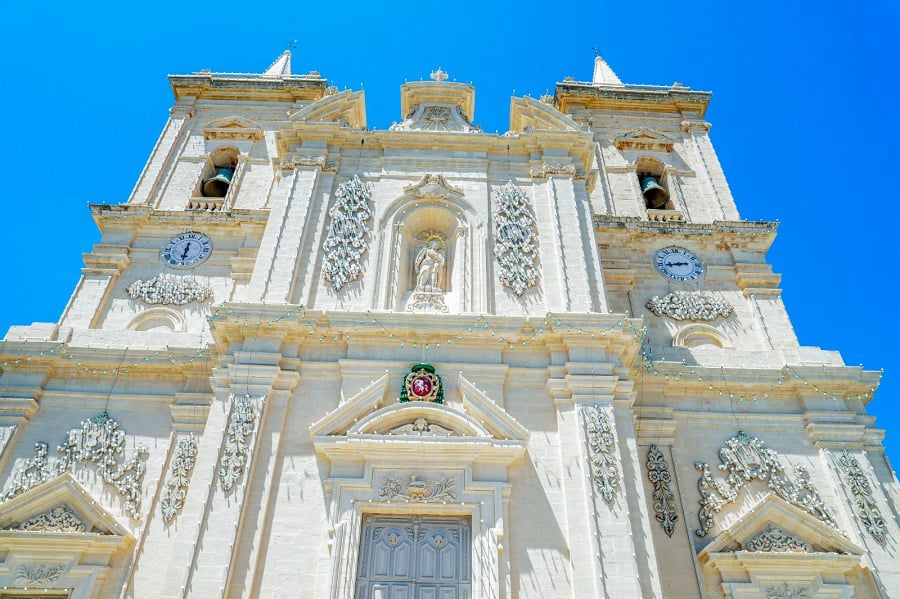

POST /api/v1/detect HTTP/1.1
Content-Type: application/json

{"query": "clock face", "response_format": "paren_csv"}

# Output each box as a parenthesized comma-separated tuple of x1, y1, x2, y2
(654, 247, 703, 281)
(162, 232, 212, 268)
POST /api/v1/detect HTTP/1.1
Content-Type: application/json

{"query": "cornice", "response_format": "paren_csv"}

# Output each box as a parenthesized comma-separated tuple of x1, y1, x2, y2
(594, 215, 778, 252)
(554, 81, 712, 117)
(168, 72, 327, 103)
(90, 204, 268, 233)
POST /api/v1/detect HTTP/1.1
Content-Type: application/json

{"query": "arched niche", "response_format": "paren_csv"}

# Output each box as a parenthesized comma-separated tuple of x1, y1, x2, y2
(127, 307, 185, 332)
(673, 323, 729, 349)
(377, 175, 473, 313)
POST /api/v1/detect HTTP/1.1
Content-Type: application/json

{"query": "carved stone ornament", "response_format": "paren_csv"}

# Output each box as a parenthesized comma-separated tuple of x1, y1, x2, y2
(379, 475, 456, 503)
(742, 525, 813, 553)
(694, 431, 837, 537)
(126, 274, 212, 305)
(14, 564, 67, 586)
(838, 449, 888, 543)
(494, 182, 539, 297)
(399, 364, 444, 404)
(7, 505, 86, 533)
(646, 444, 678, 537)
(646, 291, 734, 321)
(1, 442, 53, 501)
(219, 394, 260, 492)
(279, 155, 337, 172)
(530, 163, 578, 178)
(390, 104, 479, 133)
(582, 404, 620, 505)
(2, 412, 148, 519)
(161, 433, 198, 522)
(322, 175, 374, 291)
(766, 583, 811, 599)
(389, 417, 455, 436)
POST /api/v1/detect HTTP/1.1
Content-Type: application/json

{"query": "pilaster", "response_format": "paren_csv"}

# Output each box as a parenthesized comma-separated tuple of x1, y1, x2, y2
(128, 99, 196, 205)
(58, 245, 131, 331)
(681, 117, 738, 220)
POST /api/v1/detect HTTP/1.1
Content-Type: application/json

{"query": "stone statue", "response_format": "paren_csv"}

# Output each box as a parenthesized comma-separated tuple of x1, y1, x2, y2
(414, 239, 445, 292)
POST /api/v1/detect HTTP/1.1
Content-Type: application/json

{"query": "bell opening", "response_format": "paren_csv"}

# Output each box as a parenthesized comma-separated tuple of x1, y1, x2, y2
(202, 167, 234, 198)
(640, 174, 670, 209)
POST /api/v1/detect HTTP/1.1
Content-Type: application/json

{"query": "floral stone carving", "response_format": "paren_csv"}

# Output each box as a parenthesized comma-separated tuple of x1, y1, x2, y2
(743, 525, 812, 552)
(14, 564, 66, 586)
(494, 182, 539, 297)
(646, 291, 733, 321)
(838, 449, 887, 543)
(582, 404, 620, 505)
(1, 442, 53, 501)
(161, 433, 198, 522)
(646, 444, 678, 537)
(379, 475, 456, 503)
(322, 175, 373, 291)
(766, 584, 811, 599)
(219, 394, 260, 492)
(7, 505, 86, 533)
(127, 274, 212, 305)
(694, 431, 836, 537)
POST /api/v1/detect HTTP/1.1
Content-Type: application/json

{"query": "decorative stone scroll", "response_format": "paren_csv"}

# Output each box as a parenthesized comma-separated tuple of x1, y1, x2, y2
(766, 584, 811, 599)
(743, 525, 812, 553)
(14, 564, 66, 586)
(161, 433, 198, 522)
(494, 182, 539, 297)
(646, 291, 734, 321)
(838, 449, 887, 543)
(379, 475, 456, 503)
(219, 394, 260, 492)
(1, 442, 53, 501)
(646, 444, 678, 537)
(694, 431, 836, 537)
(7, 505, 86, 533)
(1, 413, 148, 519)
(582, 404, 620, 505)
(322, 175, 374, 291)
(530, 163, 578, 178)
(126, 274, 212, 305)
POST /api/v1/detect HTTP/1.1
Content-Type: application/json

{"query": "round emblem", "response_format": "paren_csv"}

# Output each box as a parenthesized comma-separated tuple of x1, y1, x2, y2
(401, 364, 442, 403)
(410, 376, 433, 397)
(162, 232, 212, 268)
(654, 246, 703, 282)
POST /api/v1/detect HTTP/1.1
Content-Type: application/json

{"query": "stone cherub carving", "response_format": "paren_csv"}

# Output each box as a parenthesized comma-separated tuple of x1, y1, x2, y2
(414, 238, 445, 292)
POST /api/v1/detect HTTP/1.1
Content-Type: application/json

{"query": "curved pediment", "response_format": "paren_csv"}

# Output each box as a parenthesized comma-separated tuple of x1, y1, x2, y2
(289, 89, 366, 129)
(349, 402, 490, 437)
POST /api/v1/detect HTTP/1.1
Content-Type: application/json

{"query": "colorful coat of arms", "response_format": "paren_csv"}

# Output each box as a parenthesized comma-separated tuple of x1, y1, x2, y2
(400, 364, 444, 404)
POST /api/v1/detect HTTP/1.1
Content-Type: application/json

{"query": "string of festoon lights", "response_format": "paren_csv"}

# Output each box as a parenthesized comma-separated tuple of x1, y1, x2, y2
(0, 304, 878, 403)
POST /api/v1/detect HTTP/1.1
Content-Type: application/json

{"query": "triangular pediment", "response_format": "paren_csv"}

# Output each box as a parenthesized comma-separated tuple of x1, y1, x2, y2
(0, 472, 131, 538)
(289, 89, 366, 129)
(613, 127, 676, 151)
(699, 494, 863, 558)
(202, 115, 264, 140)
(509, 96, 582, 134)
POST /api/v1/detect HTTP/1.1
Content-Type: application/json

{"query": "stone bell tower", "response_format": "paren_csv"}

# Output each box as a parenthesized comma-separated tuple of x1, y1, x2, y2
(0, 51, 896, 599)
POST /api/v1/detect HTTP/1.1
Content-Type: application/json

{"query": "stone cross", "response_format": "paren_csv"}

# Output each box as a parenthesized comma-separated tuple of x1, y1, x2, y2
(430, 67, 448, 82)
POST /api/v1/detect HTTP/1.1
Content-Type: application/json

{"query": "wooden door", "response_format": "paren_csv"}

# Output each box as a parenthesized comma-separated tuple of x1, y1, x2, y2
(356, 515, 471, 599)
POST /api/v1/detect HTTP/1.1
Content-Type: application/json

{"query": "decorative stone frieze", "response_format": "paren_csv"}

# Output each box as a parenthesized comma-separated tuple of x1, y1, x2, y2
(694, 431, 836, 537)
(494, 182, 539, 297)
(161, 433, 198, 522)
(7, 505, 87, 533)
(743, 525, 812, 553)
(219, 394, 259, 492)
(838, 449, 887, 543)
(322, 175, 373, 291)
(582, 404, 619, 505)
(378, 475, 456, 503)
(766, 583, 811, 599)
(13, 564, 66, 586)
(530, 163, 578, 178)
(126, 274, 212, 305)
(646, 291, 734, 321)
(279, 155, 337, 172)
(1, 442, 53, 501)
(646, 444, 678, 537)
(388, 417, 454, 436)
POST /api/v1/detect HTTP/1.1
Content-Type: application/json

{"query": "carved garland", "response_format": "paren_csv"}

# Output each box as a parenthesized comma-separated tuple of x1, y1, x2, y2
(766, 584, 811, 599)
(1, 412, 148, 519)
(743, 525, 812, 553)
(219, 394, 261, 492)
(378, 475, 456, 503)
(494, 182, 539, 297)
(161, 433, 198, 522)
(14, 564, 67, 586)
(322, 175, 373, 291)
(838, 449, 887, 543)
(126, 274, 212, 305)
(582, 404, 620, 505)
(694, 431, 836, 537)
(646, 445, 678, 537)
(6, 505, 87, 533)
(646, 291, 734, 321)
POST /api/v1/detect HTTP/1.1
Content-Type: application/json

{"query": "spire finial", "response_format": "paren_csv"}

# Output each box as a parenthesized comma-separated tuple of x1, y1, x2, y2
(430, 67, 448, 82)
(592, 51, 622, 86)
(262, 47, 293, 78)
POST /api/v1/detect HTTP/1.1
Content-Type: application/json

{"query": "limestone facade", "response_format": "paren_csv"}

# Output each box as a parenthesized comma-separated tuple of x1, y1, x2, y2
(0, 53, 897, 598)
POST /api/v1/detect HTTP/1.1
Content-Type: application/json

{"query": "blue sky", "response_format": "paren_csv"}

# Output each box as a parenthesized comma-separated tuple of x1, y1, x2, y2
(1, 1, 899, 465)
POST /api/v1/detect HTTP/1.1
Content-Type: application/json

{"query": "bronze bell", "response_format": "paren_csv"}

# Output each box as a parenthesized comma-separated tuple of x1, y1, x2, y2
(640, 175, 669, 209)
(201, 167, 234, 197)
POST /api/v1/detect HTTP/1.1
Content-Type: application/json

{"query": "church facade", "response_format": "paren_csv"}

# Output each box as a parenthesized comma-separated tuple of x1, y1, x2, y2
(0, 52, 897, 598)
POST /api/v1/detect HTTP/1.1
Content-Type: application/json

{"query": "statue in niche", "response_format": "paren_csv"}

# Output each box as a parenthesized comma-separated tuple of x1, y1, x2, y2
(414, 238, 445, 292)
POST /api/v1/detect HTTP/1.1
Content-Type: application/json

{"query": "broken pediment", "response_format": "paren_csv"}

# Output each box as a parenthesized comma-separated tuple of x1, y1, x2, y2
(613, 127, 676, 151)
(310, 372, 528, 465)
(391, 103, 480, 133)
(509, 96, 583, 134)
(202, 115, 264, 140)
(288, 89, 366, 129)
(402, 174, 465, 201)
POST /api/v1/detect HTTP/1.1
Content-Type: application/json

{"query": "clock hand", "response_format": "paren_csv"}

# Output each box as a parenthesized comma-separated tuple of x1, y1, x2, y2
(181, 242, 191, 260)
(666, 261, 689, 267)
